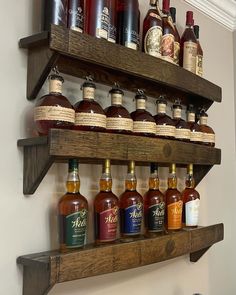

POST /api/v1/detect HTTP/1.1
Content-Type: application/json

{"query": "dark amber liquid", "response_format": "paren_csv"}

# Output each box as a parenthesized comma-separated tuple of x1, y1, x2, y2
(187, 120, 203, 145)
(154, 113, 175, 139)
(200, 124, 215, 147)
(173, 117, 190, 142)
(131, 109, 156, 137)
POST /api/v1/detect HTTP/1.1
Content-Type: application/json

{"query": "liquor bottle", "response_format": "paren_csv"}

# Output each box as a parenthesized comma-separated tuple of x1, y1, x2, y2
(155, 96, 175, 139)
(182, 164, 200, 228)
(74, 78, 106, 131)
(144, 163, 165, 236)
(165, 164, 183, 231)
(34, 72, 75, 136)
(58, 159, 88, 250)
(187, 105, 203, 144)
(108, 0, 117, 43)
(194, 25, 203, 77)
(116, 0, 140, 50)
(94, 159, 119, 244)
(105, 84, 133, 134)
(199, 109, 215, 147)
(180, 11, 197, 73)
(120, 161, 143, 241)
(68, 0, 84, 33)
(131, 90, 156, 137)
(42, 0, 68, 31)
(170, 7, 180, 65)
(161, 0, 175, 63)
(142, 0, 163, 58)
(172, 100, 191, 142)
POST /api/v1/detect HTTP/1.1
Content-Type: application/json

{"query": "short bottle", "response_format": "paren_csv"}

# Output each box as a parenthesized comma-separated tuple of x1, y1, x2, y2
(144, 163, 165, 237)
(74, 78, 106, 131)
(172, 100, 191, 142)
(34, 73, 75, 136)
(170, 7, 180, 65)
(142, 0, 163, 58)
(120, 161, 143, 241)
(199, 109, 215, 147)
(193, 25, 203, 77)
(131, 90, 156, 137)
(155, 96, 176, 139)
(187, 105, 203, 144)
(58, 159, 88, 250)
(182, 164, 200, 228)
(94, 159, 119, 244)
(165, 164, 183, 231)
(68, 0, 84, 33)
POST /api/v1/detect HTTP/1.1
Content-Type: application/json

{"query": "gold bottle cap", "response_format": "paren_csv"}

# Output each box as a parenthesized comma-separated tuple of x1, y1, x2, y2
(187, 164, 193, 174)
(169, 163, 176, 173)
(128, 160, 135, 174)
(103, 159, 111, 174)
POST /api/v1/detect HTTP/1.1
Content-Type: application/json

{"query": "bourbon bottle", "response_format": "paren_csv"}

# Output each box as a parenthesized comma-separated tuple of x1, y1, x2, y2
(105, 84, 133, 134)
(74, 78, 106, 131)
(34, 73, 75, 136)
(58, 159, 88, 250)
(199, 109, 215, 147)
(94, 159, 119, 244)
(194, 25, 203, 77)
(120, 161, 143, 241)
(187, 105, 203, 144)
(131, 90, 156, 137)
(165, 164, 183, 231)
(68, 0, 84, 33)
(172, 100, 190, 142)
(108, 0, 117, 43)
(182, 164, 200, 228)
(155, 96, 175, 139)
(170, 7, 180, 65)
(142, 0, 163, 58)
(144, 163, 165, 236)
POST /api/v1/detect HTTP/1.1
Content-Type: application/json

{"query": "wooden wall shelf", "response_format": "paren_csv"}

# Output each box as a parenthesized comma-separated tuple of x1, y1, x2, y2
(17, 224, 224, 295)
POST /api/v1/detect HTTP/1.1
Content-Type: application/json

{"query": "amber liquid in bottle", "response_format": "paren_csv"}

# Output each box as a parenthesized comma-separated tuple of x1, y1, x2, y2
(170, 7, 180, 65)
(172, 101, 190, 142)
(182, 164, 200, 228)
(199, 110, 215, 147)
(94, 159, 119, 244)
(165, 164, 183, 232)
(142, 0, 163, 58)
(68, 0, 84, 32)
(194, 25, 203, 77)
(120, 161, 143, 241)
(58, 159, 88, 250)
(187, 105, 203, 144)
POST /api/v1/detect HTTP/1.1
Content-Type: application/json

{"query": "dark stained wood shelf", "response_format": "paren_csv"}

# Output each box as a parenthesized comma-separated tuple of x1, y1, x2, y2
(17, 224, 224, 295)
(17, 129, 221, 194)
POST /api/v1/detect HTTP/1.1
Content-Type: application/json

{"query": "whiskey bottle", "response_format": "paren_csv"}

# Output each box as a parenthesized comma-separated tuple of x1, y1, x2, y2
(58, 159, 88, 250)
(68, 0, 84, 33)
(161, 0, 175, 63)
(142, 0, 163, 58)
(155, 96, 175, 139)
(74, 78, 106, 131)
(180, 11, 197, 73)
(94, 159, 119, 244)
(187, 105, 203, 144)
(120, 161, 143, 241)
(165, 164, 183, 231)
(194, 25, 203, 77)
(170, 7, 180, 65)
(172, 100, 191, 142)
(131, 90, 156, 137)
(34, 73, 75, 136)
(108, 0, 117, 43)
(105, 84, 133, 134)
(182, 164, 200, 228)
(144, 163, 165, 236)
(199, 109, 215, 147)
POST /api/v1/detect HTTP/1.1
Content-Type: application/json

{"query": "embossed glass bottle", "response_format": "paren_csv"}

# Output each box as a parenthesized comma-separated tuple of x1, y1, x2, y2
(68, 0, 84, 32)
(186, 104, 203, 144)
(199, 109, 215, 147)
(170, 7, 180, 65)
(172, 100, 190, 142)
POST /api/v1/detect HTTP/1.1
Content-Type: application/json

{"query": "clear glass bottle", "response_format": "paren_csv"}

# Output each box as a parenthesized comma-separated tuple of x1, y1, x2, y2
(199, 109, 215, 147)
(172, 100, 191, 142)
(194, 25, 203, 77)
(68, 0, 84, 33)
(187, 104, 203, 144)
(170, 7, 180, 65)
(108, 0, 117, 43)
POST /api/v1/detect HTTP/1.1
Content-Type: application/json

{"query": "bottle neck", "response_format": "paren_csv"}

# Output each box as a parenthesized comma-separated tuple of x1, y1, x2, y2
(149, 172, 159, 190)
(157, 103, 167, 114)
(185, 173, 195, 188)
(100, 172, 112, 192)
(187, 112, 195, 122)
(125, 172, 137, 191)
(136, 99, 146, 110)
(200, 116, 208, 126)
(173, 108, 182, 119)
(66, 169, 80, 193)
(168, 172, 177, 189)
(111, 93, 123, 106)
(83, 86, 95, 100)
(49, 79, 62, 95)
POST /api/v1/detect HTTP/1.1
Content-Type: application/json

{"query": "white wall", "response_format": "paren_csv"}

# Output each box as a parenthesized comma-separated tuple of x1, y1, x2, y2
(0, 0, 235, 294)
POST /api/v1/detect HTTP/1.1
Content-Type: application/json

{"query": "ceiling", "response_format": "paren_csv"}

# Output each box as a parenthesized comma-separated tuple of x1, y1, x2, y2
(185, 0, 236, 31)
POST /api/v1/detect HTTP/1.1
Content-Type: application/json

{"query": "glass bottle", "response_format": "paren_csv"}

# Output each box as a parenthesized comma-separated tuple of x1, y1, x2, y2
(180, 11, 197, 73)
(116, 0, 140, 50)
(170, 7, 180, 65)
(74, 78, 106, 131)
(144, 163, 165, 237)
(58, 159, 88, 250)
(194, 25, 203, 77)
(186, 104, 203, 144)
(68, 0, 84, 33)
(161, 0, 175, 63)
(142, 0, 163, 58)
(105, 84, 133, 134)
(155, 96, 176, 139)
(108, 0, 117, 43)
(120, 161, 143, 241)
(165, 164, 183, 232)
(131, 90, 156, 137)
(182, 164, 200, 228)
(94, 159, 119, 244)
(199, 109, 215, 147)
(34, 73, 75, 136)
(172, 100, 191, 142)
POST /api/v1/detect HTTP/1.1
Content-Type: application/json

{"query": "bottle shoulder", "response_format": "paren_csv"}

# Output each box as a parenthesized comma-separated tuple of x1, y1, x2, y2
(154, 113, 175, 126)
(59, 192, 88, 206)
(131, 109, 155, 122)
(187, 122, 201, 132)
(74, 99, 105, 115)
(120, 190, 143, 201)
(200, 124, 215, 134)
(165, 188, 181, 201)
(37, 93, 73, 109)
(173, 118, 189, 129)
(95, 191, 119, 203)
(105, 105, 132, 119)
(182, 188, 200, 201)
(181, 28, 197, 44)
(144, 189, 164, 200)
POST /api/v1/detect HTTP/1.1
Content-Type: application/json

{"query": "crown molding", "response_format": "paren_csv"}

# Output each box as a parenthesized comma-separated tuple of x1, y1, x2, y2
(185, 0, 236, 31)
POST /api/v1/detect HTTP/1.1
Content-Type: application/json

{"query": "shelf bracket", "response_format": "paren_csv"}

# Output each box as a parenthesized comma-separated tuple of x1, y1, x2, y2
(190, 246, 211, 262)
(194, 165, 213, 187)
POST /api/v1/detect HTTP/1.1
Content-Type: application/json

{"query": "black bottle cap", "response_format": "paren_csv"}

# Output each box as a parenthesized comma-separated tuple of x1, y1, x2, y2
(199, 108, 208, 117)
(135, 89, 147, 100)
(82, 76, 96, 89)
(68, 159, 79, 171)
(193, 25, 199, 39)
(187, 104, 196, 113)
(173, 99, 182, 109)
(170, 7, 176, 23)
(150, 163, 158, 174)
(109, 83, 124, 95)
(48, 74, 64, 83)
(156, 95, 167, 105)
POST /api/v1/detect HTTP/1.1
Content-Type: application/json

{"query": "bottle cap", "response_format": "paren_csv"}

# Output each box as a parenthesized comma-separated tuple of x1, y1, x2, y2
(193, 25, 200, 39)
(156, 95, 167, 105)
(162, 0, 170, 12)
(68, 159, 79, 172)
(169, 163, 176, 173)
(170, 7, 176, 23)
(109, 83, 124, 95)
(199, 108, 208, 117)
(186, 11, 194, 26)
(173, 99, 182, 109)
(187, 104, 196, 113)
(82, 76, 96, 89)
(103, 159, 111, 174)
(150, 163, 158, 174)
(48, 74, 64, 83)
(128, 160, 135, 174)
(135, 89, 147, 100)
(187, 163, 193, 174)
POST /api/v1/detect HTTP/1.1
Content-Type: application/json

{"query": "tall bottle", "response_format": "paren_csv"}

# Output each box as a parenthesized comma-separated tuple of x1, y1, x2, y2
(58, 159, 88, 250)
(144, 163, 165, 237)
(142, 0, 163, 58)
(165, 164, 183, 232)
(182, 164, 200, 228)
(170, 7, 180, 65)
(94, 159, 119, 244)
(116, 0, 140, 50)
(68, 0, 84, 33)
(180, 11, 197, 73)
(186, 104, 203, 144)
(193, 25, 203, 77)
(108, 0, 117, 43)
(172, 100, 191, 142)
(199, 109, 215, 147)
(120, 161, 143, 241)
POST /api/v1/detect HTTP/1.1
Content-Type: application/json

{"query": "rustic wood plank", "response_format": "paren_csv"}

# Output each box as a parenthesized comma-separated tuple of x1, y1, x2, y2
(19, 31, 49, 49)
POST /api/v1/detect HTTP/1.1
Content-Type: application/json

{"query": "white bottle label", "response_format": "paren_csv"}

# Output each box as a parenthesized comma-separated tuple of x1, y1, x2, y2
(196, 54, 203, 77)
(133, 121, 156, 134)
(175, 128, 191, 140)
(156, 125, 175, 137)
(203, 133, 215, 144)
(200, 116, 208, 125)
(106, 118, 133, 131)
(75, 112, 106, 128)
(34, 106, 75, 123)
(185, 199, 200, 227)
(144, 26, 163, 58)
(183, 41, 197, 73)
